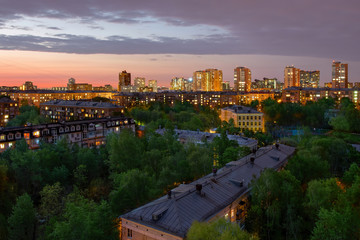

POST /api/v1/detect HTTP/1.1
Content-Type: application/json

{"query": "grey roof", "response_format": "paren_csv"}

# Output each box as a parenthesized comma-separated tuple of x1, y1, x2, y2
(40, 100, 121, 108)
(121, 144, 295, 238)
(0, 97, 16, 103)
(222, 105, 261, 114)
(155, 129, 258, 149)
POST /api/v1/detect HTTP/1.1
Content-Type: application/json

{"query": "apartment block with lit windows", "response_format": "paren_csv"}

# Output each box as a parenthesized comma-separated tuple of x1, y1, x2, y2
(0, 97, 19, 127)
(40, 100, 123, 123)
(0, 117, 135, 152)
(220, 105, 264, 132)
(332, 61, 348, 88)
(300, 70, 320, 88)
(193, 69, 223, 91)
(284, 66, 300, 89)
(234, 67, 251, 92)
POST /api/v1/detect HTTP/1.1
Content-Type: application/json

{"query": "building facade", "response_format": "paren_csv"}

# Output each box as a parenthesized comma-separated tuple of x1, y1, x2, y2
(119, 71, 131, 92)
(284, 66, 300, 89)
(234, 67, 251, 92)
(0, 97, 19, 127)
(148, 80, 158, 92)
(40, 100, 123, 122)
(67, 78, 93, 91)
(0, 117, 135, 152)
(220, 105, 265, 132)
(332, 61, 348, 88)
(193, 69, 223, 92)
(300, 70, 320, 88)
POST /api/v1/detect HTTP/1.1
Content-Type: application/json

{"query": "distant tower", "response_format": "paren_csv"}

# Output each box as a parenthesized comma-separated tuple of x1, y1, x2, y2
(148, 80, 158, 92)
(332, 61, 348, 88)
(284, 66, 300, 89)
(193, 69, 223, 91)
(118, 71, 131, 92)
(234, 67, 251, 92)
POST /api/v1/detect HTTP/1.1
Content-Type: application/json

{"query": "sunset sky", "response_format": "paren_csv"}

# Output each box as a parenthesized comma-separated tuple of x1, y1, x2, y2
(0, 0, 359, 88)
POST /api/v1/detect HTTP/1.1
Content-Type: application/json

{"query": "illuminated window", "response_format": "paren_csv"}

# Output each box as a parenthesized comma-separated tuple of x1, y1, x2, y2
(0, 144, 4, 149)
(24, 133, 30, 139)
(33, 131, 40, 137)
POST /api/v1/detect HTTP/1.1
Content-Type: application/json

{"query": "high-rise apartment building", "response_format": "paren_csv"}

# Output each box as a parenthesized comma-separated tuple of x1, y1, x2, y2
(300, 70, 320, 88)
(332, 61, 348, 88)
(284, 66, 300, 89)
(118, 71, 131, 92)
(134, 77, 145, 92)
(170, 77, 185, 91)
(148, 80, 158, 92)
(234, 67, 251, 92)
(193, 69, 223, 91)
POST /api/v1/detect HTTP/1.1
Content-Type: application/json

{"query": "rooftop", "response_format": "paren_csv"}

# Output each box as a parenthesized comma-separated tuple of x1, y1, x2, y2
(40, 100, 121, 108)
(121, 144, 295, 238)
(222, 105, 261, 114)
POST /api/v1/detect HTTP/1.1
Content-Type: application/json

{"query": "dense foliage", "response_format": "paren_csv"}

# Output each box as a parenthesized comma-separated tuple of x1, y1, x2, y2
(6, 105, 49, 127)
(246, 135, 360, 239)
(0, 120, 248, 239)
(129, 102, 221, 131)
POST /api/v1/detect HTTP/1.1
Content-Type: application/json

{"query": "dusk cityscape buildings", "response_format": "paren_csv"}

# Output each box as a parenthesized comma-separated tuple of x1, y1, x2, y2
(1, 0, 360, 239)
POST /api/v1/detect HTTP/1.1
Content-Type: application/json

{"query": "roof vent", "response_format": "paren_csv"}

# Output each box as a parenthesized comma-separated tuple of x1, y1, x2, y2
(167, 190, 172, 199)
(275, 143, 279, 150)
(250, 157, 255, 164)
(212, 167, 217, 177)
(152, 207, 168, 221)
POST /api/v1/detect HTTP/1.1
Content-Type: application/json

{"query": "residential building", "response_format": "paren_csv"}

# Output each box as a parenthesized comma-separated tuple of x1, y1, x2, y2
(251, 78, 279, 91)
(118, 71, 131, 92)
(220, 105, 265, 132)
(120, 144, 295, 240)
(40, 100, 123, 122)
(134, 77, 146, 92)
(332, 61, 348, 88)
(170, 77, 186, 91)
(20, 81, 37, 91)
(222, 81, 231, 91)
(300, 70, 320, 88)
(324, 82, 332, 88)
(281, 87, 360, 105)
(0, 97, 19, 127)
(67, 78, 92, 91)
(0, 117, 135, 152)
(234, 67, 251, 92)
(193, 69, 223, 92)
(148, 80, 158, 92)
(284, 66, 300, 89)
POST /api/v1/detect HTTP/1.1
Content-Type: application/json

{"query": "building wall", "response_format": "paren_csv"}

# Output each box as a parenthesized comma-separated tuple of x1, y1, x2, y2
(0, 100, 19, 127)
(284, 66, 300, 89)
(234, 67, 251, 92)
(220, 108, 265, 132)
(332, 61, 348, 88)
(120, 219, 183, 240)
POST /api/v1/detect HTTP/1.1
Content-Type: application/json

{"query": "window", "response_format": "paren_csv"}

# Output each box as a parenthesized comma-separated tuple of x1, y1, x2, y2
(0, 135, 5, 141)
(127, 229, 132, 238)
(71, 126, 75, 131)
(8, 134, 13, 140)
(0, 144, 4, 149)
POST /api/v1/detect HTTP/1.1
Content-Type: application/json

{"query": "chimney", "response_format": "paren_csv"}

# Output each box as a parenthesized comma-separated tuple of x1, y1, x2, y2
(212, 167, 217, 177)
(250, 157, 255, 164)
(167, 190, 172, 199)
(196, 184, 202, 194)
(275, 143, 279, 150)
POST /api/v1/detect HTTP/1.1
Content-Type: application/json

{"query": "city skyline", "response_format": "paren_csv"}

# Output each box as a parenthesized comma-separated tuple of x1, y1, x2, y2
(0, 0, 360, 87)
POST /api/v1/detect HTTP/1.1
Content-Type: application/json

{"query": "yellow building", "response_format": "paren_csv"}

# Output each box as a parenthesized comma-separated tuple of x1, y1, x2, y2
(193, 69, 223, 91)
(220, 105, 264, 132)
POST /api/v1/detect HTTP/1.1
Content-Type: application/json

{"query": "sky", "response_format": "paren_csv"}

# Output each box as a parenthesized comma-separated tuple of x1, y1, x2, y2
(0, 0, 359, 88)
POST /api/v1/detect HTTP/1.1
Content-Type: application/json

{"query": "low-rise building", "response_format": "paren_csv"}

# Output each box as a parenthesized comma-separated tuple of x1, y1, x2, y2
(220, 105, 265, 132)
(0, 97, 19, 127)
(0, 117, 135, 152)
(120, 144, 295, 240)
(40, 100, 124, 122)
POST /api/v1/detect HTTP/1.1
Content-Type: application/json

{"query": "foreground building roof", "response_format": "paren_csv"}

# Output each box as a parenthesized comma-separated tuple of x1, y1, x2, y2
(121, 144, 295, 239)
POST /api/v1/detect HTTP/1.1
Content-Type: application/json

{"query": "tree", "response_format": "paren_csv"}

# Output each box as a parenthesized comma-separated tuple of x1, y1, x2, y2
(110, 169, 155, 215)
(7, 194, 36, 240)
(46, 195, 118, 240)
(7, 105, 49, 127)
(39, 183, 64, 220)
(247, 169, 303, 239)
(187, 218, 258, 240)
